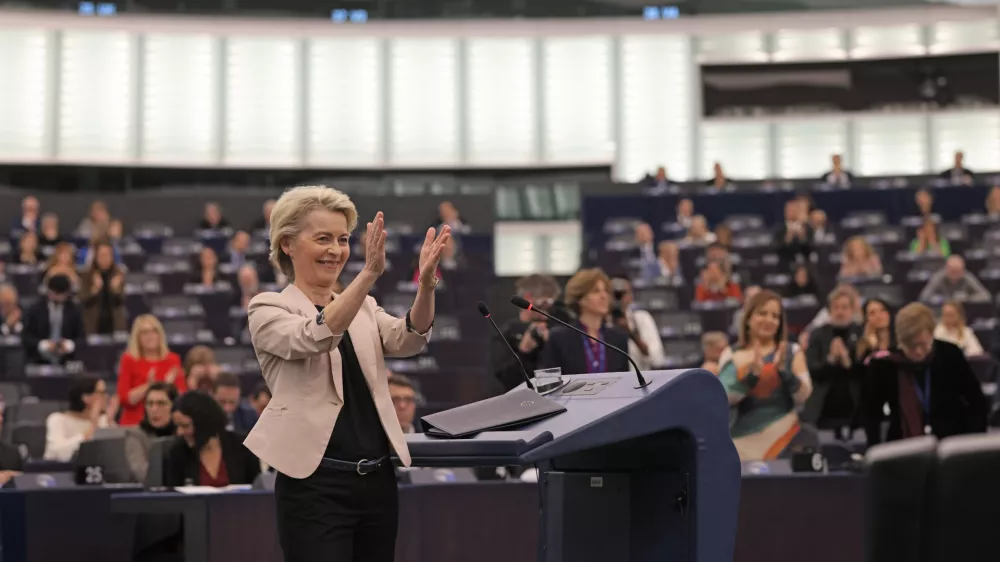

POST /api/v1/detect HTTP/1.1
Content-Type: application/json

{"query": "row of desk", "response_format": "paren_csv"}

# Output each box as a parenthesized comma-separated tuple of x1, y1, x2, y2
(0, 474, 864, 562)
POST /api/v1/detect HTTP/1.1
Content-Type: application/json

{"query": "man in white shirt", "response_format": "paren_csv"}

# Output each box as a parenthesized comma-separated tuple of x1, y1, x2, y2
(611, 278, 665, 370)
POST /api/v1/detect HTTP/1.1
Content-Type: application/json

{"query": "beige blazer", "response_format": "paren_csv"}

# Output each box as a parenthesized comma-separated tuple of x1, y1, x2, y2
(244, 284, 430, 478)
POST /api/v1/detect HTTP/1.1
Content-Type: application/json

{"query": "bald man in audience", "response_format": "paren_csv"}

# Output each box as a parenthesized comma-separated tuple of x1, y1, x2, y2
(919, 256, 991, 303)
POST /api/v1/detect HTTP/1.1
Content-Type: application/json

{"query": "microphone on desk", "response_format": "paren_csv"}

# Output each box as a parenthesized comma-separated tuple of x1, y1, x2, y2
(509, 295, 650, 389)
(477, 301, 535, 391)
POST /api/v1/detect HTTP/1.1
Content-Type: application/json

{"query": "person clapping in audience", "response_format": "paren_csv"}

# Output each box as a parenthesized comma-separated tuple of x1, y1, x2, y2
(803, 286, 863, 433)
(918, 256, 990, 303)
(821, 154, 854, 188)
(856, 298, 894, 363)
(838, 236, 883, 279)
(22, 274, 85, 365)
(79, 241, 126, 336)
(695, 260, 742, 303)
(117, 315, 186, 426)
(0, 284, 23, 336)
(15, 231, 42, 266)
(192, 247, 221, 287)
(682, 215, 716, 246)
(910, 217, 950, 258)
(124, 381, 178, 482)
(539, 269, 630, 376)
(776, 199, 813, 267)
(43, 376, 117, 462)
(719, 290, 812, 461)
(862, 303, 987, 446)
(933, 300, 984, 357)
(656, 241, 682, 281)
(164, 391, 260, 488)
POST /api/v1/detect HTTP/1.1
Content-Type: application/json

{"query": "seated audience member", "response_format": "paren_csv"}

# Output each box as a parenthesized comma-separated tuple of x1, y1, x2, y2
(117, 314, 186, 426)
(682, 215, 717, 246)
(246, 382, 271, 418)
(611, 277, 665, 370)
(803, 284, 862, 334)
(856, 298, 895, 363)
(199, 202, 231, 230)
(213, 372, 258, 435)
(675, 198, 694, 230)
(124, 381, 179, 482)
(388, 374, 420, 434)
(914, 189, 936, 218)
(933, 300, 984, 357)
(862, 303, 987, 447)
(985, 186, 1000, 219)
(493, 274, 564, 392)
(0, 401, 24, 485)
(918, 256, 991, 303)
(646, 166, 676, 193)
(910, 217, 950, 258)
(803, 286, 863, 431)
(184, 345, 221, 392)
(164, 391, 261, 487)
(77, 224, 122, 267)
(776, 199, 813, 267)
(633, 222, 660, 281)
(38, 212, 63, 253)
(704, 243, 732, 275)
(15, 231, 42, 266)
(43, 376, 115, 461)
(79, 241, 127, 336)
(22, 274, 85, 365)
(714, 224, 733, 250)
(657, 241, 683, 281)
(539, 268, 630, 376)
(695, 260, 742, 303)
(719, 290, 812, 461)
(821, 153, 854, 188)
(706, 162, 734, 190)
(437, 200, 469, 233)
(43, 242, 80, 288)
(233, 264, 260, 311)
(75, 200, 111, 239)
(700, 331, 732, 375)
(227, 230, 251, 269)
(785, 264, 819, 299)
(0, 284, 23, 336)
(191, 247, 221, 287)
(253, 198, 277, 232)
(839, 236, 883, 279)
(11, 196, 40, 237)
(940, 150, 974, 185)
(809, 209, 832, 243)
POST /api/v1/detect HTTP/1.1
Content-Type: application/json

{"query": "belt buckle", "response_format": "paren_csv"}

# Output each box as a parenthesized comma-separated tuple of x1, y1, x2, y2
(356, 458, 374, 475)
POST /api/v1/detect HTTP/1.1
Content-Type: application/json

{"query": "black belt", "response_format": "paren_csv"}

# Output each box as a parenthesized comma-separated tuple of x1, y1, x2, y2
(319, 456, 388, 475)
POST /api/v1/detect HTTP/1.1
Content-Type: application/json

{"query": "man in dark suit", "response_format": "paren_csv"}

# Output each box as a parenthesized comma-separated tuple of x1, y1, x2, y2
(22, 274, 86, 365)
(939, 150, 974, 185)
(775, 199, 814, 268)
(388, 374, 422, 434)
(0, 401, 24, 487)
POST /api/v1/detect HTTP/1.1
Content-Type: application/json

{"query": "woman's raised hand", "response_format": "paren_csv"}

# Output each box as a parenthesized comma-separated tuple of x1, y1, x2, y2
(363, 212, 388, 277)
(418, 225, 452, 284)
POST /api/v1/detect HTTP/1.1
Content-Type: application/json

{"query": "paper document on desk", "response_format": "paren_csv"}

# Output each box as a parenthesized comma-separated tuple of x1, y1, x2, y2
(174, 485, 253, 494)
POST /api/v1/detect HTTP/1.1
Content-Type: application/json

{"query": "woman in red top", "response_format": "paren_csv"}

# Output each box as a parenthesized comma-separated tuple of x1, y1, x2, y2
(117, 314, 186, 426)
(695, 260, 744, 303)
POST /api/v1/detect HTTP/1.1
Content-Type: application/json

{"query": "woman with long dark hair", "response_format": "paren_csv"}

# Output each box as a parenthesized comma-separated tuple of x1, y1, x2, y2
(856, 298, 895, 364)
(163, 391, 260, 487)
(79, 241, 126, 336)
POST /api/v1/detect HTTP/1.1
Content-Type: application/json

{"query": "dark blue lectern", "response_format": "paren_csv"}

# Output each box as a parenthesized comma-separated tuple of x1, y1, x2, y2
(406, 368, 740, 562)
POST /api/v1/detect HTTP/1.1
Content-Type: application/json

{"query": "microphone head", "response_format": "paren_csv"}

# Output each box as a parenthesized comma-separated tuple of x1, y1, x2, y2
(510, 296, 532, 310)
(476, 301, 491, 317)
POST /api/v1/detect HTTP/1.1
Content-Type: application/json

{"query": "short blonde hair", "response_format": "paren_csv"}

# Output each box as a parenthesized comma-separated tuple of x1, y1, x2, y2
(126, 314, 169, 360)
(564, 268, 610, 312)
(268, 185, 359, 281)
(895, 303, 936, 348)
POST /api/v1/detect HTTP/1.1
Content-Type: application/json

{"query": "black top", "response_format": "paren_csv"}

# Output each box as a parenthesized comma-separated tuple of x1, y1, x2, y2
(162, 431, 261, 487)
(538, 325, 631, 376)
(317, 305, 390, 461)
(803, 323, 864, 427)
(862, 340, 988, 447)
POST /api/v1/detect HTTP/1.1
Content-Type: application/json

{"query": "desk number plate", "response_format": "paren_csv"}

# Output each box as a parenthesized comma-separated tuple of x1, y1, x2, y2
(590, 477, 603, 488)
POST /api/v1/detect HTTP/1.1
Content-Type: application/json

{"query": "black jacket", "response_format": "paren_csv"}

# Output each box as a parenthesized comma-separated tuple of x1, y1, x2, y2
(0, 441, 23, 472)
(21, 299, 86, 365)
(775, 223, 815, 266)
(162, 432, 260, 487)
(538, 325, 631, 376)
(862, 340, 988, 447)
(803, 323, 864, 427)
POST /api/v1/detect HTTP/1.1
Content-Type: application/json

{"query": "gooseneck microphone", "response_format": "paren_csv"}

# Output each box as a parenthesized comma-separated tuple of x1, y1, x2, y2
(509, 296, 650, 389)
(477, 301, 535, 391)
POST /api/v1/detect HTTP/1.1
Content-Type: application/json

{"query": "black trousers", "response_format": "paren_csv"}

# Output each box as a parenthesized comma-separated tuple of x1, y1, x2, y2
(275, 462, 398, 562)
